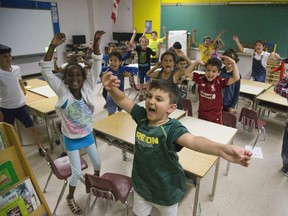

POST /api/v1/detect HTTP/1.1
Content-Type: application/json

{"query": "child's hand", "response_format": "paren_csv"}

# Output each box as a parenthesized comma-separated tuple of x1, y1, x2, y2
(232, 35, 239, 42)
(53, 56, 58, 61)
(220, 145, 252, 167)
(94, 30, 105, 46)
(77, 57, 84, 63)
(133, 27, 137, 34)
(102, 70, 121, 90)
(123, 71, 131, 77)
(155, 61, 162, 68)
(192, 29, 197, 34)
(220, 55, 235, 65)
(51, 33, 66, 47)
(175, 50, 184, 57)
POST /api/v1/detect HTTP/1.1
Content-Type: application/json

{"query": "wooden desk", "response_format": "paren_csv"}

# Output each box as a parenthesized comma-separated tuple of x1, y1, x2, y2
(256, 86, 288, 116)
(240, 79, 272, 110)
(93, 112, 237, 216)
(24, 78, 58, 152)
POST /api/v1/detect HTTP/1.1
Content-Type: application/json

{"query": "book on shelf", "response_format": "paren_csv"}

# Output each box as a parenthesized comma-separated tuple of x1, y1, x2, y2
(0, 161, 19, 193)
(0, 196, 28, 216)
(0, 178, 41, 215)
(0, 131, 7, 151)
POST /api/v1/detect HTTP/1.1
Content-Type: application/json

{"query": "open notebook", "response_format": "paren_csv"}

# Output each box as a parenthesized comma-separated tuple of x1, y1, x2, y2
(29, 85, 56, 98)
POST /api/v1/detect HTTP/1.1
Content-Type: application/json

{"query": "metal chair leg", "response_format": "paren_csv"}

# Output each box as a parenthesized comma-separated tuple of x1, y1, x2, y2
(43, 171, 53, 193)
(84, 193, 92, 216)
(53, 179, 68, 215)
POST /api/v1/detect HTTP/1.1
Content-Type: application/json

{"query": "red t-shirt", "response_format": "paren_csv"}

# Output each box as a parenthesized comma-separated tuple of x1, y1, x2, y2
(193, 73, 229, 124)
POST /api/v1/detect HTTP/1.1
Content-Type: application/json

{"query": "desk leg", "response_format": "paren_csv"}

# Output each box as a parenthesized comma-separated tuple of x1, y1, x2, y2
(192, 177, 201, 216)
(44, 114, 54, 153)
(122, 149, 127, 161)
(210, 158, 220, 201)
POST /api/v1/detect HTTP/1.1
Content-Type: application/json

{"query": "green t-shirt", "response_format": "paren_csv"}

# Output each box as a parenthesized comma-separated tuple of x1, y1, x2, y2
(131, 104, 189, 206)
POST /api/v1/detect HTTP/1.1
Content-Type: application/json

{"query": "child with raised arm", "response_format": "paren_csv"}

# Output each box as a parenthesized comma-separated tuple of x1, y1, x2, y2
(192, 29, 227, 64)
(100, 51, 138, 115)
(143, 26, 167, 63)
(233, 35, 280, 82)
(130, 27, 160, 101)
(40, 30, 104, 214)
(102, 74, 252, 216)
(220, 48, 241, 114)
(185, 56, 240, 124)
(0, 44, 45, 156)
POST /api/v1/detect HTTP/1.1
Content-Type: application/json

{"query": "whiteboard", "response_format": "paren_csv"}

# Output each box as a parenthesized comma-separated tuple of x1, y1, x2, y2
(168, 30, 188, 55)
(0, 8, 54, 57)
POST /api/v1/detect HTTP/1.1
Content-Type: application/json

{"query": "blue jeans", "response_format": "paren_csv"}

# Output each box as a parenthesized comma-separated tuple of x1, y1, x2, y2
(282, 128, 288, 171)
(67, 143, 101, 186)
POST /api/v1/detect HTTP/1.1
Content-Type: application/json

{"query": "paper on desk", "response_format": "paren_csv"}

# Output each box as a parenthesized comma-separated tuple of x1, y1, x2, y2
(245, 145, 263, 159)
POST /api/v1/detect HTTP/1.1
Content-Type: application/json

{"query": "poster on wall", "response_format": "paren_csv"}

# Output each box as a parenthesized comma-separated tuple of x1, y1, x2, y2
(145, 20, 152, 33)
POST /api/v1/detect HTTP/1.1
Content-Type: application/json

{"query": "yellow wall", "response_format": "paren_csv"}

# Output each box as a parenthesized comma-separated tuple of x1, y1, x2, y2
(133, 0, 161, 38)
(162, 0, 287, 3)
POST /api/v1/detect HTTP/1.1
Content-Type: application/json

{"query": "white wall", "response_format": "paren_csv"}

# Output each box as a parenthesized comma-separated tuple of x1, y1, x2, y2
(14, 0, 133, 76)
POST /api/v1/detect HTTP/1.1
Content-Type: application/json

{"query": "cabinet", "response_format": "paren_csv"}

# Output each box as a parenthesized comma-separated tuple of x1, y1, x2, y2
(265, 59, 281, 85)
(0, 122, 51, 215)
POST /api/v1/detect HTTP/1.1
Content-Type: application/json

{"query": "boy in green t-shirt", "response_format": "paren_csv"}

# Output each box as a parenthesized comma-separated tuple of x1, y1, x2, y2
(102, 74, 252, 216)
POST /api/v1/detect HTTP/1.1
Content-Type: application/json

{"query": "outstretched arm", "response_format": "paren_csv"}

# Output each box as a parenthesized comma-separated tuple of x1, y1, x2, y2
(177, 133, 252, 167)
(93, 30, 104, 55)
(212, 30, 227, 46)
(222, 55, 240, 85)
(147, 61, 162, 78)
(184, 60, 204, 80)
(192, 29, 199, 47)
(44, 33, 66, 61)
(232, 35, 244, 52)
(102, 72, 135, 113)
(130, 28, 137, 49)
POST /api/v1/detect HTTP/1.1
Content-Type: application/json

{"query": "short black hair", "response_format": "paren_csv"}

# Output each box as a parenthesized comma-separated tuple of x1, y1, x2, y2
(149, 79, 179, 104)
(109, 51, 122, 61)
(255, 40, 265, 47)
(160, 51, 176, 63)
(222, 48, 240, 63)
(176, 56, 186, 64)
(173, 41, 182, 49)
(0, 44, 12, 55)
(205, 57, 222, 72)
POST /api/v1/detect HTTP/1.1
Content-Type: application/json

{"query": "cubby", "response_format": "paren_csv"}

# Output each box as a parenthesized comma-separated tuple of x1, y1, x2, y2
(0, 122, 51, 215)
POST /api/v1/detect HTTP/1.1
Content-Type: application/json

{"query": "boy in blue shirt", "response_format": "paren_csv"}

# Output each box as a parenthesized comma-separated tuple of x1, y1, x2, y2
(101, 51, 138, 115)
(220, 48, 241, 114)
(102, 72, 252, 216)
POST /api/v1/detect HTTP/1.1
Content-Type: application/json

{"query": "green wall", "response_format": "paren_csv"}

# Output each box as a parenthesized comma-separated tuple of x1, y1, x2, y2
(161, 5, 288, 57)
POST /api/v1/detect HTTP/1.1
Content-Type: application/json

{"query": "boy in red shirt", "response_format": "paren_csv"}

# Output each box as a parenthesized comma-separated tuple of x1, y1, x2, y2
(185, 56, 240, 124)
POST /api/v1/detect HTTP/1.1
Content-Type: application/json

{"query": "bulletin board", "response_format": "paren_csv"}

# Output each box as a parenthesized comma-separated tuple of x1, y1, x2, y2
(161, 4, 288, 57)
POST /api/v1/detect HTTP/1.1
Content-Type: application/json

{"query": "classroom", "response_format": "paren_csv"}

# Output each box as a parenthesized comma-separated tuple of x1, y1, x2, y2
(0, 0, 288, 216)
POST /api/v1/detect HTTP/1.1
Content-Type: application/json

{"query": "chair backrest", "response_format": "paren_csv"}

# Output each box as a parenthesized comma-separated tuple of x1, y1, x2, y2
(85, 173, 120, 202)
(239, 107, 258, 129)
(128, 75, 139, 91)
(222, 111, 237, 128)
(40, 147, 66, 179)
(182, 98, 193, 117)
